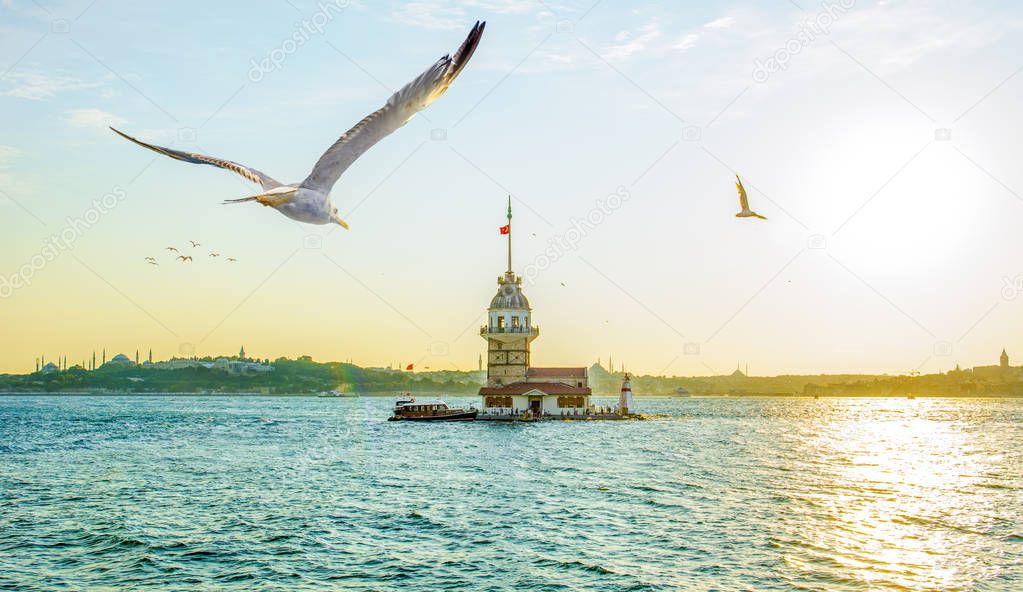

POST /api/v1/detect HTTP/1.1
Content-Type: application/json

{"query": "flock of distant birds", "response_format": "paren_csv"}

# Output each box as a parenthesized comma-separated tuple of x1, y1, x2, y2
(113, 20, 766, 239)
(144, 240, 237, 266)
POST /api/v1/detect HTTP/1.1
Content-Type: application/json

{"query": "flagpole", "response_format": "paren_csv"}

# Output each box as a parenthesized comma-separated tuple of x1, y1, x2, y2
(507, 195, 512, 274)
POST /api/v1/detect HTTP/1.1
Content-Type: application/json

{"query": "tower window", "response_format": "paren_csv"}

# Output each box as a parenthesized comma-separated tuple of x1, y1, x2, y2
(497, 316, 505, 330)
(512, 316, 520, 329)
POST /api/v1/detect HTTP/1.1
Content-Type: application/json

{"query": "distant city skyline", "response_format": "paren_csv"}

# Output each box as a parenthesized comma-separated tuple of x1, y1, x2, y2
(22, 344, 1017, 381)
(2, 1, 1022, 375)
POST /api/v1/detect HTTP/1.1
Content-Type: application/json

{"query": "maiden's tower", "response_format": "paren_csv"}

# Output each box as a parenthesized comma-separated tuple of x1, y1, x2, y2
(478, 198, 593, 418)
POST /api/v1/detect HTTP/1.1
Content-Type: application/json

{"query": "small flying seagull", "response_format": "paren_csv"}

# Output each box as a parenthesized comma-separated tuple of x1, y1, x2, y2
(110, 22, 486, 230)
(189, 240, 201, 248)
(147, 260, 159, 266)
(144, 256, 156, 262)
(734, 175, 766, 220)
(165, 246, 179, 253)
(226, 257, 237, 262)
(209, 253, 220, 257)
(177, 255, 193, 263)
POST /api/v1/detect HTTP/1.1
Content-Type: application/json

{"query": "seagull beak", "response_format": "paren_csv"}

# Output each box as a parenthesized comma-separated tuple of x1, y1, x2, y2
(333, 213, 350, 229)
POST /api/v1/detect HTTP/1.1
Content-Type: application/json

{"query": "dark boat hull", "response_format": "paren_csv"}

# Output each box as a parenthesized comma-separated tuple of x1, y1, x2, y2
(388, 411, 478, 422)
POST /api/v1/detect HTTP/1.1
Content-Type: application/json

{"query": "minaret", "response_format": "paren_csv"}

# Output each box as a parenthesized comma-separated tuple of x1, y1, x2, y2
(102, 349, 106, 365)
(148, 349, 152, 364)
(478, 353, 483, 372)
(135, 349, 139, 365)
(1000, 349, 1009, 369)
(482, 197, 538, 387)
(35, 358, 39, 372)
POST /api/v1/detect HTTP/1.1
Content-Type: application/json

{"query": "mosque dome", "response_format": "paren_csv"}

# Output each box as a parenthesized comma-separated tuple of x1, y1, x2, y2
(490, 273, 530, 310)
(109, 353, 132, 365)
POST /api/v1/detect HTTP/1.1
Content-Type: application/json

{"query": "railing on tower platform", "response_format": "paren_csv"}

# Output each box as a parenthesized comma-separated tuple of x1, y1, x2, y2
(480, 325, 540, 337)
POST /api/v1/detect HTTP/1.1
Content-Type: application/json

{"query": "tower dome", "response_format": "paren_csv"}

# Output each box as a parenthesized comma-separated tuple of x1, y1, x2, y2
(490, 272, 530, 310)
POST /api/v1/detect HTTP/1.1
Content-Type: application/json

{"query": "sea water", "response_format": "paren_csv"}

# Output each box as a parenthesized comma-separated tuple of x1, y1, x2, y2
(1, 395, 1021, 590)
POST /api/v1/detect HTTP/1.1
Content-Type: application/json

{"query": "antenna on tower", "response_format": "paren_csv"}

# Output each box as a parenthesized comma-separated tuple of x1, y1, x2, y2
(506, 195, 513, 274)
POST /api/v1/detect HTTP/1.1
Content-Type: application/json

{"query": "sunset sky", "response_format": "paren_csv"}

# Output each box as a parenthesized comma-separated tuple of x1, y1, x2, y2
(1, 0, 1021, 376)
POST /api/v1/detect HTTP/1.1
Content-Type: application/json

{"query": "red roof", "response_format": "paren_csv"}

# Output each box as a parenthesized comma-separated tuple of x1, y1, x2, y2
(479, 381, 591, 396)
(526, 367, 587, 378)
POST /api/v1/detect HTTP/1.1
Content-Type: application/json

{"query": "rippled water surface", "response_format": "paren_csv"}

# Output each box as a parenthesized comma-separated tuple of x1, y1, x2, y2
(1, 395, 1021, 591)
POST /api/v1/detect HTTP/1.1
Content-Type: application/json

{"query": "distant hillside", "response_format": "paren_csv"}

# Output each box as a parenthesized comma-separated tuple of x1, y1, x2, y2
(2, 358, 1020, 396)
(0, 357, 485, 395)
(589, 365, 1023, 397)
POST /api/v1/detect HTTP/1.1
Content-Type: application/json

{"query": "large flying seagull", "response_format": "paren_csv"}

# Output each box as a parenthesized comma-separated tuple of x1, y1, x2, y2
(734, 175, 767, 220)
(111, 22, 486, 230)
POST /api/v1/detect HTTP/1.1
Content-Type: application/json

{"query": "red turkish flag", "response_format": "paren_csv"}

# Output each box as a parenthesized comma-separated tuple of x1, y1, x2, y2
(406, 364, 414, 371)
(499, 225, 510, 235)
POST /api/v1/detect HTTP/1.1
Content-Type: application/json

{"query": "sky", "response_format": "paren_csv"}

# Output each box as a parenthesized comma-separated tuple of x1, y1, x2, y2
(1, 0, 1022, 376)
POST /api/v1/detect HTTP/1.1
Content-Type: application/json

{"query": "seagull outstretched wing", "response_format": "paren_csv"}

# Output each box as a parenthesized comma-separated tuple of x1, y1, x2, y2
(736, 175, 749, 210)
(110, 127, 282, 190)
(300, 21, 485, 195)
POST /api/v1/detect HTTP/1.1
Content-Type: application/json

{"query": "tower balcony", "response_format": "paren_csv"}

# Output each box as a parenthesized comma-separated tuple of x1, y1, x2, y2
(481, 325, 540, 339)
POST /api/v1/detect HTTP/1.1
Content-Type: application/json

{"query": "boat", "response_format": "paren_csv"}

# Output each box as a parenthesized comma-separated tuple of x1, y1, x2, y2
(317, 390, 356, 398)
(388, 395, 477, 422)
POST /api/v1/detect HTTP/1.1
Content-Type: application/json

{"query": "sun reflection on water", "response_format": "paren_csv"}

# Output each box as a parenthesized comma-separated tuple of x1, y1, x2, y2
(780, 399, 1014, 590)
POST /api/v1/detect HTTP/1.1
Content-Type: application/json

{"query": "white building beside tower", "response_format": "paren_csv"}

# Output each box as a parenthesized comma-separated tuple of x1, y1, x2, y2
(478, 197, 592, 417)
